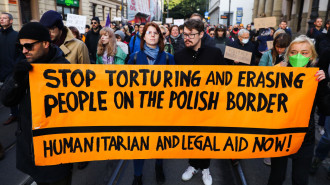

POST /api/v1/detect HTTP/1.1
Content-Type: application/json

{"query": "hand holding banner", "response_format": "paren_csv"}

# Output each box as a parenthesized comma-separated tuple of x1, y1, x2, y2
(29, 65, 318, 166)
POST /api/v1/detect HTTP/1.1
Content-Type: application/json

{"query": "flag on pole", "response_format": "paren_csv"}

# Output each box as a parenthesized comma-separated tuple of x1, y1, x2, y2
(105, 13, 111, 27)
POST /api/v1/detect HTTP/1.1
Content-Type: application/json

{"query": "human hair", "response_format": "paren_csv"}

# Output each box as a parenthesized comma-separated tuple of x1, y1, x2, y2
(273, 29, 286, 39)
(271, 33, 291, 64)
(190, 13, 203, 20)
(169, 25, 179, 34)
(1, 12, 13, 20)
(315, 17, 322, 22)
(140, 22, 164, 52)
(159, 25, 167, 33)
(179, 25, 184, 30)
(238, 29, 249, 37)
(284, 35, 318, 66)
(215, 25, 227, 38)
(280, 20, 287, 24)
(97, 27, 117, 57)
(85, 25, 90, 29)
(184, 19, 204, 33)
(69, 26, 81, 40)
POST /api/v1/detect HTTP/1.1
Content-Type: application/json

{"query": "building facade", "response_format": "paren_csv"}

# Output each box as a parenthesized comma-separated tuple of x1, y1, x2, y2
(252, 0, 329, 34)
(208, 0, 254, 27)
(1, 0, 128, 31)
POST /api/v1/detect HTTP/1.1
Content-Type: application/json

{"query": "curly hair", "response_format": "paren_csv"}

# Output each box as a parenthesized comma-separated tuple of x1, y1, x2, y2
(97, 27, 117, 57)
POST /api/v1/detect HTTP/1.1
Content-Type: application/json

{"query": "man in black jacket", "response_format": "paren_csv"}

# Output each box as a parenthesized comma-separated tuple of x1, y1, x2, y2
(85, 17, 102, 64)
(226, 29, 257, 65)
(175, 19, 226, 185)
(0, 22, 72, 185)
(190, 13, 216, 48)
(0, 12, 20, 125)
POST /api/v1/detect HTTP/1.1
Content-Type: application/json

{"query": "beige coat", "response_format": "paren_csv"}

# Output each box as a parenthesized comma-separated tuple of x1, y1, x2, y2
(60, 27, 90, 64)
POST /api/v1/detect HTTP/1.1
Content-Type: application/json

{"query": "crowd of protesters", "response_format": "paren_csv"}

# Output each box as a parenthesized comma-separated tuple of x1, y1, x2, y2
(0, 9, 330, 185)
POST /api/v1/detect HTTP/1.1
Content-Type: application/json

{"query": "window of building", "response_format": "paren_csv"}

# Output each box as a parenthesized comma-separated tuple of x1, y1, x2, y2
(56, 0, 79, 20)
(92, 3, 96, 18)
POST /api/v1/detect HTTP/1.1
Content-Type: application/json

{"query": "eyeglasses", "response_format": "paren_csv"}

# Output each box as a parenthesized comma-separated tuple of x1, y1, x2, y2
(91, 22, 98, 25)
(183, 33, 199, 39)
(210, 33, 215, 35)
(146, 31, 159, 36)
(17, 41, 41, 51)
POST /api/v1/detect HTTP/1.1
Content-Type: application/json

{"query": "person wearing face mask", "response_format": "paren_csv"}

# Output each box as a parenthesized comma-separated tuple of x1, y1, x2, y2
(267, 35, 326, 185)
(96, 27, 126, 64)
(127, 22, 175, 185)
(226, 29, 257, 65)
(229, 24, 239, 41)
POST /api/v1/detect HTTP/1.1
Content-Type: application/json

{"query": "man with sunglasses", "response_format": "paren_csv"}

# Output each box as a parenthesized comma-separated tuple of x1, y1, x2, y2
(40, 10, 90, 65)
(0, 22, 72, 185)
(85, 17, 103, 64)
(0, 13, 21, 126)
(174, 19, 226, 185)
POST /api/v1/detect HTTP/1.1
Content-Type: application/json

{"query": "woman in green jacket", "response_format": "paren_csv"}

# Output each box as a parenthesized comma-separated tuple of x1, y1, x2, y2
(96, 27, 126, 64)
(259, 33, 291, 66)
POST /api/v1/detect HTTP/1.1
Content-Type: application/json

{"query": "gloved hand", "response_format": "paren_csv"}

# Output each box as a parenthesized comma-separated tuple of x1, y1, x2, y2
(13, 62, 33, 84)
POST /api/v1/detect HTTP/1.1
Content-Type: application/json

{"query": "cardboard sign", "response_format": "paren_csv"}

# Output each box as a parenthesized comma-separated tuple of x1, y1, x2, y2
(173, 19, 184, 26)
(267, 41, 274, 50)
(224, 46, 253, 64)
(29, 65, 318, 166)
(66, 14, 87, 34)
(166, 18, 173, 24)
(254, 17, 277, 30)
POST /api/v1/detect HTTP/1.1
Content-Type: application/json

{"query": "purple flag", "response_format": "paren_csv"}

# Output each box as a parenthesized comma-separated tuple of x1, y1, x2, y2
(105, 13, 111, 27)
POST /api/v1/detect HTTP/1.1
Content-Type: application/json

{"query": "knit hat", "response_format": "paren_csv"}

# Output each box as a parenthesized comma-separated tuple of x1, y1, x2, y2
(18, 22, 51, 42)
(91, 17, 100, 24)
(39, 10, 64, 29)
(115, 30, 125, 41)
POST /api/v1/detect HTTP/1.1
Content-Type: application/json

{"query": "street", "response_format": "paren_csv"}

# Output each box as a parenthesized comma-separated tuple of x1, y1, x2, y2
(1, 103, 330, 185)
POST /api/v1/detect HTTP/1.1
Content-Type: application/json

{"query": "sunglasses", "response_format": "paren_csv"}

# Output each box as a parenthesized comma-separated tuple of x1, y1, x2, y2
(17, 41, 41, 51)
(91, 22, 98, 24)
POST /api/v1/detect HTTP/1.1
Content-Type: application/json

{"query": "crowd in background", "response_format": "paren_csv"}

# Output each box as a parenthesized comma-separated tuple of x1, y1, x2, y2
(0, 9, 330, 185)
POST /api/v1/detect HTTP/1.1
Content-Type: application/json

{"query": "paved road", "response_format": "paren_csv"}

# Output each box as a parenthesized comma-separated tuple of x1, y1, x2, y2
(1, 103, 330, 185)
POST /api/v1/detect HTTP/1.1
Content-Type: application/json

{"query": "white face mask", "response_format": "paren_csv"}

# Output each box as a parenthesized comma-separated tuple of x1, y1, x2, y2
(242, 39, 249, 44)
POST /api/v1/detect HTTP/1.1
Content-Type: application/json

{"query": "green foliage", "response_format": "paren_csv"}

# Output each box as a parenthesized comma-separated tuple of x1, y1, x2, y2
(164, 0, 208, 20)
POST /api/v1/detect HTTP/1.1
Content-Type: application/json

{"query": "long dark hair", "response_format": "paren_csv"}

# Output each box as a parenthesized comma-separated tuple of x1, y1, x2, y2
(215, 25, 227, 38)
(271, 33, 291, 64)
(140, 22, 165, 52)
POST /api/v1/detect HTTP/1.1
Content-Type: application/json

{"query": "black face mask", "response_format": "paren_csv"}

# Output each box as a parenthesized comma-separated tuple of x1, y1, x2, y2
(234, 28, 239, 31)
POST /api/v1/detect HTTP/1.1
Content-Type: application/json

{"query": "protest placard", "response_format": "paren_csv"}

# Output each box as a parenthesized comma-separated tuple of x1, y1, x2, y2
(29, 65, 318, 166)
(66, 14, 87, 34)
(267, 41, 274, 50)
(166, 18, 173, 24)
(173, 19, 184, 26)
(254, 17, 277, 30)
(224, 46, 252, 64)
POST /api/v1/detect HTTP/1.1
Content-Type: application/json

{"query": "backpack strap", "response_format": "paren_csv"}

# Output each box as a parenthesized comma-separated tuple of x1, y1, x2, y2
(166, 53, 169, 65)
(133, 35, 137, 50)
(134, 52, 138, 64)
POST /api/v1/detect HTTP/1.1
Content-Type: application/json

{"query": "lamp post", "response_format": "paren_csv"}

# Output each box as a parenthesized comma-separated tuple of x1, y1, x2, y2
(227, 0, 231, 26)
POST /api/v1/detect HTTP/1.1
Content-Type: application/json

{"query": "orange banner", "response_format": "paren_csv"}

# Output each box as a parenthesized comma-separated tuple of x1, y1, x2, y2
(29, 65, 318, 166)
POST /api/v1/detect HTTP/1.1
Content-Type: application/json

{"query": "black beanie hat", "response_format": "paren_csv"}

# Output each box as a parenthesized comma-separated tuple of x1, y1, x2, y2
(91, 17, 100, 24)
(18, 22, 51, 42)
(40, 10, 64, 29)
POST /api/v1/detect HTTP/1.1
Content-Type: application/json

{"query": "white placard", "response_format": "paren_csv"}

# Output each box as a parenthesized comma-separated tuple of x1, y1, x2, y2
(66, 14, 87, 34)
(224, 46, 252, 64)
(173, 19, 184, 26)
(166, 18, 173, 24)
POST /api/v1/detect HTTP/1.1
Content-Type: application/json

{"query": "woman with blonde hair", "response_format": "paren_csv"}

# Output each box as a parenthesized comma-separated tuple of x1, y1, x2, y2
(267, 35, 326, 185)
(96, 27, 126, 64)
